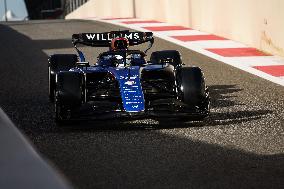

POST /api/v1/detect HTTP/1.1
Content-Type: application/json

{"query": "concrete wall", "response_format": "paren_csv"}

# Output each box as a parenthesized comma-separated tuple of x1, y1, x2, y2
(66, 0, 284, 57)
(65, 0, 134, 19)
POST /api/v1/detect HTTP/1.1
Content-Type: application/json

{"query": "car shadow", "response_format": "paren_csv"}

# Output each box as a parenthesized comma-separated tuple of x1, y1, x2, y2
(56, 108, 272, 132)
(208, 84, 244, 108)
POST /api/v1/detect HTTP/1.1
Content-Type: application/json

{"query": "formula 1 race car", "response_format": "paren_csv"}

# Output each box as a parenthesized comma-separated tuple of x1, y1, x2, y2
(48, 30, 210, 123)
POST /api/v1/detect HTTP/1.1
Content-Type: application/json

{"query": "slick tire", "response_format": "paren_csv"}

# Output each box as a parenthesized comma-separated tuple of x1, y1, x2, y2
(55, 71, 83, 123)
(48, 54, 78, 102)
(179, 67, 210, 116)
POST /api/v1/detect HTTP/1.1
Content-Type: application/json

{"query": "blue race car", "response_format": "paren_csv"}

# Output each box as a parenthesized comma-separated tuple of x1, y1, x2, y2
(48, 30, 210, 123)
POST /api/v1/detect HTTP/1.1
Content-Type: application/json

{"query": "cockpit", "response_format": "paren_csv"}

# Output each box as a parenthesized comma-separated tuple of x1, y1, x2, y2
(97, 50, 147, 67)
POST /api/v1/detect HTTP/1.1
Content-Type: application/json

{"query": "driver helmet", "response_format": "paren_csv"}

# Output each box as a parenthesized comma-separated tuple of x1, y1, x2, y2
(111, 37, 129, 51)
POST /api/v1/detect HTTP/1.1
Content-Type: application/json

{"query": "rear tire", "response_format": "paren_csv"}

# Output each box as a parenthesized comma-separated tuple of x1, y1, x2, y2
(48, 54, 78, 102)
(55, 71, 84, 124)
(150, 50, 182, 67)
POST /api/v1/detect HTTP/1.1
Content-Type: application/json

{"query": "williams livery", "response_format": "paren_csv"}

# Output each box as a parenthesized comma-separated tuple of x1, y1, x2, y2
(48, 30, 210, 123)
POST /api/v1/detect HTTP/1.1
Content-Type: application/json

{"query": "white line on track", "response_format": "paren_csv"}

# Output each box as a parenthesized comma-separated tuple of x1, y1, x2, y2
(184, 40, 247, 49)
(149, 30, 208, 36)
(227, 56, 284, 67)
(120, 23, 174, 27)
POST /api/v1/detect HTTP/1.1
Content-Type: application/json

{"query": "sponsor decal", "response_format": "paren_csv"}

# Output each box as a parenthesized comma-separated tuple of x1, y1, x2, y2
(125, 80, 135, 86)
(85, 32, 141, 41)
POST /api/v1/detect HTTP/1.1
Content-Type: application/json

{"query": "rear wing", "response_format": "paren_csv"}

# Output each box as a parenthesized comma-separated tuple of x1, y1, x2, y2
(72, 30, 154, 47)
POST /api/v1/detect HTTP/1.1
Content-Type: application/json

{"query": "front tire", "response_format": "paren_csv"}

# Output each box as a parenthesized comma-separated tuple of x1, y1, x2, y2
(48, 66, 56, 101)
(54, 71, 84, 124)
(178, 67, 210, 119)
(55, 97, 72, 124)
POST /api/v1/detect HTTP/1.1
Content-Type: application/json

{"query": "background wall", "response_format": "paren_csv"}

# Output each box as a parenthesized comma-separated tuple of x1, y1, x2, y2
(65, 0, 134, 19)
(66, 0, 284, 57)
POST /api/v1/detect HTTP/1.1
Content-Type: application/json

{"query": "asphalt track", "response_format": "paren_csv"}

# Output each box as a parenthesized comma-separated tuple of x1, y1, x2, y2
(0, 20, 283, 189)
